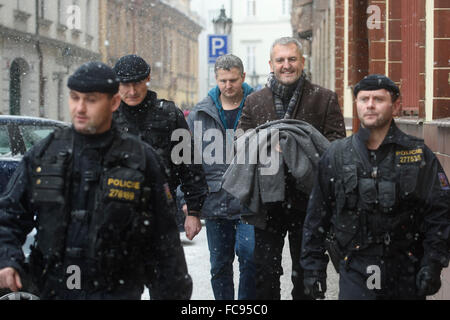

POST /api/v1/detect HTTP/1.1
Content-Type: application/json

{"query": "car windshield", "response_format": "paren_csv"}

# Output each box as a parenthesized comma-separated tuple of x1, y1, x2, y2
(19, 125, 57, 151)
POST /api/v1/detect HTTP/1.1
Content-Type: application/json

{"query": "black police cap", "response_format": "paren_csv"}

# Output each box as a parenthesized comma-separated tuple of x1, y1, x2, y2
(354, 74, 400, 98)
(67, 61, 119, 94)
(113, 54, 151, 83)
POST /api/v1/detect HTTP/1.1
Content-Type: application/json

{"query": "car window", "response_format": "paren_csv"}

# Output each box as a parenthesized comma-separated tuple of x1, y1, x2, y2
(0, 125, 11, 156)
(19, 125, 58, 151)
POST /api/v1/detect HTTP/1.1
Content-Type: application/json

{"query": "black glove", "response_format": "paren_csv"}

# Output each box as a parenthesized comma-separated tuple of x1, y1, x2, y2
(416, 263, 442, 297)
(304, 270, 327, 299)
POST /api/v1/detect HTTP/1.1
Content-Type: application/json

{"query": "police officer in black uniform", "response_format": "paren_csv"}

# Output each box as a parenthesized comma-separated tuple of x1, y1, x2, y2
(113, 55, 207, 240)
(0, 62, 192, 299)
(301, 74, 450, 300)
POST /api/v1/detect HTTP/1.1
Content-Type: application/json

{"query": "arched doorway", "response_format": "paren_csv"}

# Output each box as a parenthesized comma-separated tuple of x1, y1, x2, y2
(9, 58, 30, 115)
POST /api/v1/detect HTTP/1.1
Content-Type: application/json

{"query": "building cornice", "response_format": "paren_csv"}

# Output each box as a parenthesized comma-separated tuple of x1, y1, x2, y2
(0, 25, 100, 60)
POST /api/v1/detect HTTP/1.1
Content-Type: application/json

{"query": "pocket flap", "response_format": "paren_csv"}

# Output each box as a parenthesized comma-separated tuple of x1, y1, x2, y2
(358, 178, 377, 203)
(399, 165, 419, 196)
(378, 181, 396, 208)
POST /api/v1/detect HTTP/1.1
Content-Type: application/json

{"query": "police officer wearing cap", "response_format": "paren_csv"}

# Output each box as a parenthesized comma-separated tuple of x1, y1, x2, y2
(301, 74, 450, 299)
(113, 55, 208, 240)
(0, 61, 192, 299)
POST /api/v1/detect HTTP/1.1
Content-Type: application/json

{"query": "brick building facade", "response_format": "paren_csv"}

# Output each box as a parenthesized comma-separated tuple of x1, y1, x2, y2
(99, 0, 202, 109)
(292, 0, 450, 299)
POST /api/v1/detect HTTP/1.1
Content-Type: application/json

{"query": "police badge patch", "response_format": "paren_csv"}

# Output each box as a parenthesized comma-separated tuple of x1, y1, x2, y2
(438, 172, 450, 190)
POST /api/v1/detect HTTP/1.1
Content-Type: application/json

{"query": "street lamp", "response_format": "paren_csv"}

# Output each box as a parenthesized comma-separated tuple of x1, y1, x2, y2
(212, 6, 232, 35)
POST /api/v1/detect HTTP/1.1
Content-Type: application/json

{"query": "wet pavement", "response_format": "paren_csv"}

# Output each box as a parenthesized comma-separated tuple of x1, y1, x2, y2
(144, 223, 339, 300)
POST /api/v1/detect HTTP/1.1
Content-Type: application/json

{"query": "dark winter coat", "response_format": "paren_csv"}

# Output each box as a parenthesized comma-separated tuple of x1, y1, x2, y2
(301, 122, 450, 286)
(113, 90, 207, 213)
(0, 125, 192, 299)
(237, 80, 346, 142)
(236, 80, 346, 215)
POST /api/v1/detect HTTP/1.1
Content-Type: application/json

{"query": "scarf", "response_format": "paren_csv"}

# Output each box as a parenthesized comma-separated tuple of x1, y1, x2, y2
(267, 72, 305, 119)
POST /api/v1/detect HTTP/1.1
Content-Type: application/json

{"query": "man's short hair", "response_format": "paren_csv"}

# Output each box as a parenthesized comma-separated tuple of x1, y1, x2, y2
(214, 54, 245, 77)
(270, 37, 303, 60)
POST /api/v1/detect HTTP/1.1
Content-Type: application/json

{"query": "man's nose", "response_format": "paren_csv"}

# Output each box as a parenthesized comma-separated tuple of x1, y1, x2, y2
(129, 85, 137, 95)
(367, 97, 375, 108)
(282, 59, 291, 69)
(76, 99, 87, 112)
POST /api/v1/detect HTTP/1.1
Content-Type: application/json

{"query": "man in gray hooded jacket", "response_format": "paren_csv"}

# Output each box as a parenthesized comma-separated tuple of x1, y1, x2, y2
(179, 54, 255, 300)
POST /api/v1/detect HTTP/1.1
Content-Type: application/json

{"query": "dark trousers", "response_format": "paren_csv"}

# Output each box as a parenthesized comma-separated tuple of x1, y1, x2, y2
(254, 202, 311, 300)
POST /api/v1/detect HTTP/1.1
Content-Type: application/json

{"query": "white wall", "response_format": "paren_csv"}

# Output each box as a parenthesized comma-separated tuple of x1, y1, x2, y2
(231, 0, 292, 89)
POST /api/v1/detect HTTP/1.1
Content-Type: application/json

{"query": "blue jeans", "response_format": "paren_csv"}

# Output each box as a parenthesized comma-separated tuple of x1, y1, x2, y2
(205, 218, 256, 300)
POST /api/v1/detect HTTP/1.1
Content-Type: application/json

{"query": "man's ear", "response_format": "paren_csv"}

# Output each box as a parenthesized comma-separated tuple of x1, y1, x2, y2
(111, 93, 121, 113)
(392, 98, 402, 117)
(269, 59, 274, 73)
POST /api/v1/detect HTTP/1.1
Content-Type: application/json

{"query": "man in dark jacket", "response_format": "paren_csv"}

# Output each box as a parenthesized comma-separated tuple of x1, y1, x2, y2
(237, 36, 346, 300)
(180, 54, 255, 299)
(0, 62, 192, 299)
(301, 74, 450, 300)
(113, 55, 208, 238)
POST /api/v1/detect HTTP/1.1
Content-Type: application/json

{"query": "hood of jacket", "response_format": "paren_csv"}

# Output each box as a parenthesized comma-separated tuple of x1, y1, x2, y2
(203, 83, 254, 130)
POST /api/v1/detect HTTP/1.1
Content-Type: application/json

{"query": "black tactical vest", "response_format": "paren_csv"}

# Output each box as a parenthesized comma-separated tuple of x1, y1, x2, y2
(113, 94, 178, 183)
(331, 134, 425, 256)
(29, 127, 153, 278)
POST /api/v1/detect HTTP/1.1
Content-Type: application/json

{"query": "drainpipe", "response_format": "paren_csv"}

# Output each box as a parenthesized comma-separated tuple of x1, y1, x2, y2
(35, 0, 45, 117)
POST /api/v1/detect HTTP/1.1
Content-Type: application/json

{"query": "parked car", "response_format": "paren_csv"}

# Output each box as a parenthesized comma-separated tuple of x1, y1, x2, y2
(0, 115, 68, 194)
(0, 115, 68, 263)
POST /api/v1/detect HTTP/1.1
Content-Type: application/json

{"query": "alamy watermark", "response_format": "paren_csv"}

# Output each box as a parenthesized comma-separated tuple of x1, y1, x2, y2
(366, 265, 381, 290)
(367, 5, 382, 30)
(66, 5, 82, 30)
(66, 265, 81, 290)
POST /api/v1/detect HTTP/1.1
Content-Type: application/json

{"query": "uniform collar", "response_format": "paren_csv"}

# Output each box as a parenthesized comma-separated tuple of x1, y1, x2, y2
(356, 120, 413, 149)
(72, 125, 115, 149)
(120, 90, 157, 114)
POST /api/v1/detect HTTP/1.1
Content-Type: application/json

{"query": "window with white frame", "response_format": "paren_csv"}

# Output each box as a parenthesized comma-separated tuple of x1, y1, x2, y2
(246, 0, 256, 17)
(246, 45, 256, 74)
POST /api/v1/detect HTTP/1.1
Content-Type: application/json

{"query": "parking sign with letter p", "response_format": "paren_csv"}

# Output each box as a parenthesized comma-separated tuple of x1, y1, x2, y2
(208, 35, 228, 64)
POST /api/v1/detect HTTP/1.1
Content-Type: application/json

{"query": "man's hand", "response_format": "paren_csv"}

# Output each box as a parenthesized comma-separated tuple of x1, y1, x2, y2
(184, 215, 202, 240)
(416, 264, 442, 296)
(0, 267, 22, 292)
(304, 270, 327, 299)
